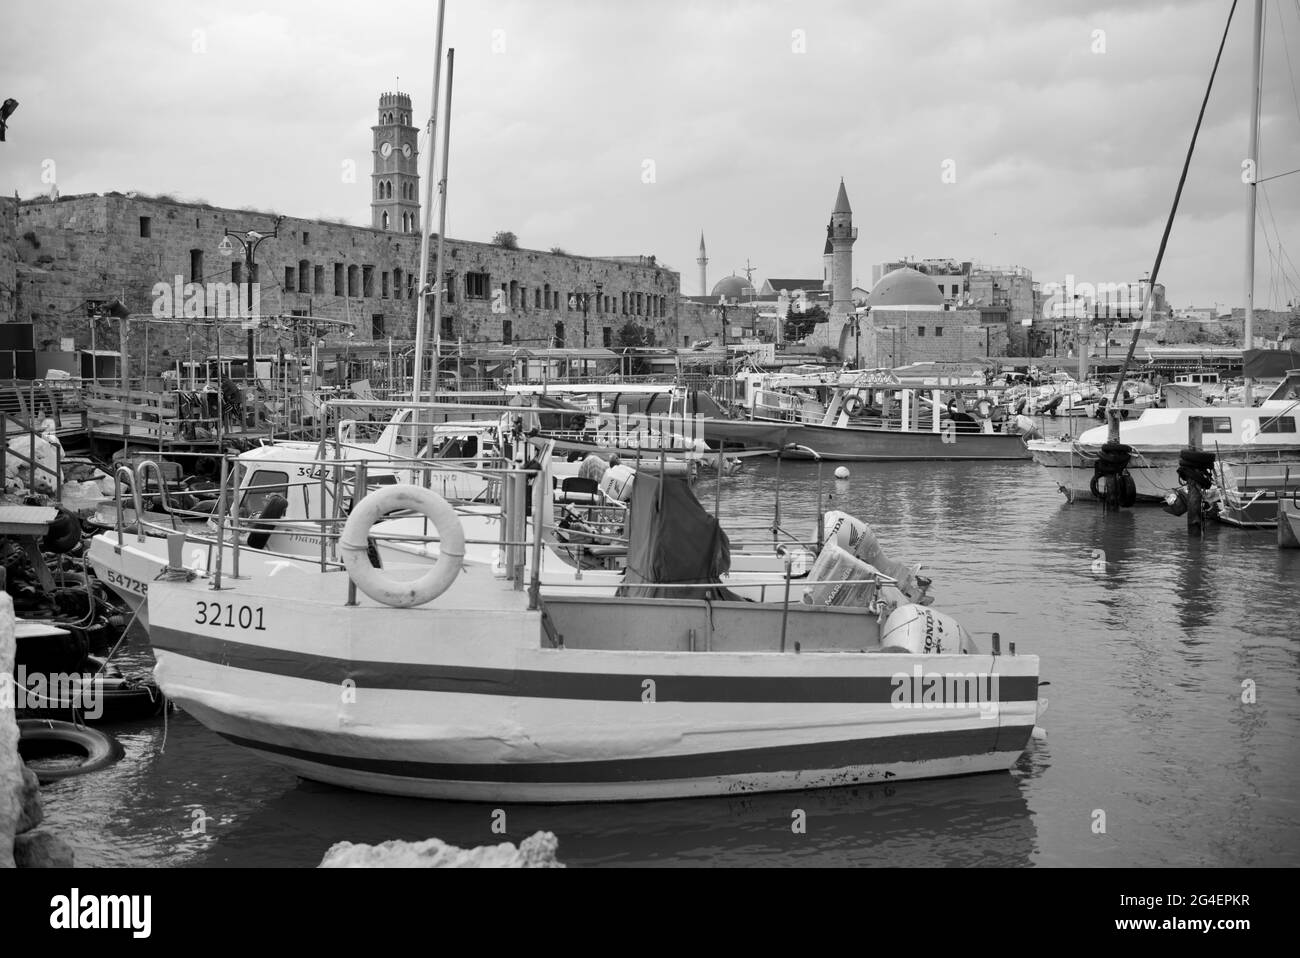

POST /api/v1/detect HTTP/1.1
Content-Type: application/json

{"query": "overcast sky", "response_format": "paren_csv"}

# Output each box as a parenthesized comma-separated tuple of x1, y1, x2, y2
(2, 0, 1298, 310)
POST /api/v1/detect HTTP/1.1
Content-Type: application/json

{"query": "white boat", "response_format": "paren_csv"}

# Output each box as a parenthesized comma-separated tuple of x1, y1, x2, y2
(1028, 371, 1300, 502)
(146, 470, 1041, 803)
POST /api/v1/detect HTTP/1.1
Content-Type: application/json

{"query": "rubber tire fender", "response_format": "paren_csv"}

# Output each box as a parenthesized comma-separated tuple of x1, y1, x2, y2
(18, 719, 124, 783)
(246, 494, 289, 550)
(42, 508, 84, 554)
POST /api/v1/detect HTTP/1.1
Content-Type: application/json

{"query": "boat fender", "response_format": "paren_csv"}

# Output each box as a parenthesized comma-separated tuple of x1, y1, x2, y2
(1161, 487, 1189, 516)
(1118, 473, 1137, 507)
(975, 399, 993, 419)
(246, 494, 289, 550)
(340, 484, 465, 608)
(18, 719, 124, 783)
(42, 508, 84, 554)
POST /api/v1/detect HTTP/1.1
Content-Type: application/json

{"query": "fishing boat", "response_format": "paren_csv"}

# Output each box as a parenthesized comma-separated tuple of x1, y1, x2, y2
(147, 462, 1041, 802)
(1029, 371, 1300, 502)
(1211, 462, 1298, 528)
(729, 367, 1031, 461)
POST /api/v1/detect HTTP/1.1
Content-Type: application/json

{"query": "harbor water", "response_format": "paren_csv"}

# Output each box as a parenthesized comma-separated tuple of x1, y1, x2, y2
(37, 455, 1300, 867)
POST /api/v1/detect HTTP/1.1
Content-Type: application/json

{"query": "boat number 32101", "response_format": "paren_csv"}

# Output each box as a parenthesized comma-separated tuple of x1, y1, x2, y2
(194, 601, 268, 631)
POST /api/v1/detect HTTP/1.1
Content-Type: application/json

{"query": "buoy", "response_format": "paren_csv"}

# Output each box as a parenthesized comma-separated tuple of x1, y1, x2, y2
(1032, 726, 1048, 741)
(834, 466, 850, 480)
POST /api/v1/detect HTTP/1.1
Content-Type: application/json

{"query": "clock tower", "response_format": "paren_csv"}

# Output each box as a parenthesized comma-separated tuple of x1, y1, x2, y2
(371, 91, 421, 232)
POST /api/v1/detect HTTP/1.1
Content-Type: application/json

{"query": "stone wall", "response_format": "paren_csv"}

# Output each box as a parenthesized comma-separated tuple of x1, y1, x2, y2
(870, 308, 1008, 366)
(0, 198, 15, 325)
(7, 193, 685, 375)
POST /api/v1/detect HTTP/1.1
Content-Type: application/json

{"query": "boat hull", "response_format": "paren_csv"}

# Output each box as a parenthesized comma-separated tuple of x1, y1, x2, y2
(1030, 440, 1300, 504)
(148, 575, 1040, 803)
(762, 422, 1029, 461)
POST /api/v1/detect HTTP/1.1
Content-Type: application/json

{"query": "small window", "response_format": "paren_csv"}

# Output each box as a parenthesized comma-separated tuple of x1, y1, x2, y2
(231, 262, 243, 284)
(604, 327, 613, 347)
(372, 314, 385, 339)
(139, 216, 151, 238)
(302, 232, 309, 245)
(314, 265, 325, 294)
(240, 470, 289, 516)
(934, 326, 943, 337)
(284, 266, 296, 290)
(1200, 417, 1233, 434)
(382, 272, 390, 299)
(334, 263, 345, 296)
(190, 249, 204, 283)
(362, 265, 374, 297)
(1261, 416, 1296, 434)
(917, 326, 925, 336)
(465, 272, 490, 299)
(554, 322, 565, 347)
(502, 319, 513, 345)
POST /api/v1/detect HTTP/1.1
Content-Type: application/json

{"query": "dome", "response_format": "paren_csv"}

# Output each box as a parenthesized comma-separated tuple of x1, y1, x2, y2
(711, 275, 755, 302)
(866, 267, 945, 308)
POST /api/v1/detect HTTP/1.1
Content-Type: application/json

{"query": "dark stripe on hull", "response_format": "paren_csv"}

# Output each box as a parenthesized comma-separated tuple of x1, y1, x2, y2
(153, 627, 1039, 703)
(219, 725, 1028, 784)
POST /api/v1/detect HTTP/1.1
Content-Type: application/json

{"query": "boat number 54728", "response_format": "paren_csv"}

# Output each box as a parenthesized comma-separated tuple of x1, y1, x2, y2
(194, 601, 267, 630)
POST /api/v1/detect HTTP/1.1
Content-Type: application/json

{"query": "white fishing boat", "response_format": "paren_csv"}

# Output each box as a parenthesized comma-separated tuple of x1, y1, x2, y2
(1029, 371, 1300, 502)
(146, 465, 1041, 803)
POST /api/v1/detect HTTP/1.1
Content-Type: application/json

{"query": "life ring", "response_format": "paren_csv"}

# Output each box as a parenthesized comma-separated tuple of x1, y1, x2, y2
(843, 395, 863, 415)
(340, 484, 465, 608)
(18, 719, 124, 783)
(42, 508, 83, 554)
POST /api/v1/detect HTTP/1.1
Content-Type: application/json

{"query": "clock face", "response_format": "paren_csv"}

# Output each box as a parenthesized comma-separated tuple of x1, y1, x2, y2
(379, 141, 393, 158)
(402, 143, 412, 158)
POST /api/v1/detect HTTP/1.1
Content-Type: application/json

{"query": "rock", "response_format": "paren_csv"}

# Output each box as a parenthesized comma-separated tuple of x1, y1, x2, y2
(1, 591, 20, 868)
(13, 830, 75, 868)
(16, 764, 42, 834)
(319, 830, 564, 868)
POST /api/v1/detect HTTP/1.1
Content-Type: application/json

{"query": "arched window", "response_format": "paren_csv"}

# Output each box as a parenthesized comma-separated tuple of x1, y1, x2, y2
(382, 211, 389, 230)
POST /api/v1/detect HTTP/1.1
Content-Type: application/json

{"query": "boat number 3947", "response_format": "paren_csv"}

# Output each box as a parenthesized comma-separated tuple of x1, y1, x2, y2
(194, 601, 268, 631)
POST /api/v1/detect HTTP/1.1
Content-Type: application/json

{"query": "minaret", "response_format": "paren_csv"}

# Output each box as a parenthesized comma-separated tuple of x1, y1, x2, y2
(822, 223, 833, 288)
(829, 179, 856, 317)
(697, 232, 709, 296)
(371, 91, 421, 232)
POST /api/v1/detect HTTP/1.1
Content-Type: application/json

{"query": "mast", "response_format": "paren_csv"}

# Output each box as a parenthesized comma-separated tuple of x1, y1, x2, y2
(1244, 0, 1263, 406)
(411, 0, 448, 401)
(430, 48, 455, 398)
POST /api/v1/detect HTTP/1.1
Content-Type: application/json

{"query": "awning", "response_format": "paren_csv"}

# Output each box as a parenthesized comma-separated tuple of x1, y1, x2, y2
(1243, 348, 1300, 379)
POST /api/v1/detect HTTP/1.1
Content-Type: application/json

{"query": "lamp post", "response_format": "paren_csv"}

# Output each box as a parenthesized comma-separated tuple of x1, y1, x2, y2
(218, 217, 281, 383)
(717, 294, 731, 360)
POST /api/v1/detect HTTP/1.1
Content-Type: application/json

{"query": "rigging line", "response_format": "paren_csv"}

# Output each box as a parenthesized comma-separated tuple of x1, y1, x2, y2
(1112, 0, 1239, 406)
(1255, 166, 1300, 182)
(1258, 186, 1300, 292)
(1276, 0, 1300, 128)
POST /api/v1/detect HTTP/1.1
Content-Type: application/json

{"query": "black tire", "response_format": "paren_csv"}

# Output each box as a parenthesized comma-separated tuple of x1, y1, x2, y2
(18, 719, 124, 783)
(1119, 473, 1137, 507)
(42, 508, 83, 554)
(246, 494, 289, 550)
(1180, 448, 1216, 469)
(1089, 473, 1103, 499)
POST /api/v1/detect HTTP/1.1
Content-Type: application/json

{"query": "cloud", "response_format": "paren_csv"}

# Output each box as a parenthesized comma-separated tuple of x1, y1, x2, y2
(0, 0, 1296, 308)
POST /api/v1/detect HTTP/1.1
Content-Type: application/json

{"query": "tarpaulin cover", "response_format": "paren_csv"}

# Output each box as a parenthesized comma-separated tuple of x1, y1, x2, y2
(1243, 349, 1300, 380)
(617, 472, 737, 600)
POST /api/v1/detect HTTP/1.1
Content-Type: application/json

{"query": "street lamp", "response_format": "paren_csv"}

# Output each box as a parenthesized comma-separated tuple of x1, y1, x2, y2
(717, 294, 731, 358)
(219, 217, 281, 383)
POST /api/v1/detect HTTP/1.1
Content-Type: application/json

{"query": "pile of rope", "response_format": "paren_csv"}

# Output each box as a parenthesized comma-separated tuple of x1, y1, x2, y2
(1089, 441, 1137, 507)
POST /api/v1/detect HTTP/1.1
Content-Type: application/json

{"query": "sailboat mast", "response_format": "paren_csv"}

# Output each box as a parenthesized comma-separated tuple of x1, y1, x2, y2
(430, 48, 455, 398)
(1244, 0, 1263, 406)
(412, 0, 448, 401)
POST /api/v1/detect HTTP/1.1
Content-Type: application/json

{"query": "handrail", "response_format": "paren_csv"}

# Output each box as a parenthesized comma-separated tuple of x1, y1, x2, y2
(113, 465, 145, 544)
(134, 460, 179, 533)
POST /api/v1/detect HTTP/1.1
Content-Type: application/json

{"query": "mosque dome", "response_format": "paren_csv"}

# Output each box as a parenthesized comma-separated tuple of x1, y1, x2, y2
(711, 275, 755, 301)
(866, 267, 945, 308)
